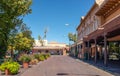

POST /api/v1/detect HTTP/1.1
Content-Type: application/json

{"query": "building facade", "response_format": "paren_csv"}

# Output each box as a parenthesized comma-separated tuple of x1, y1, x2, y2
(32, 40, 68, 55)
(77, 0, 120, 66)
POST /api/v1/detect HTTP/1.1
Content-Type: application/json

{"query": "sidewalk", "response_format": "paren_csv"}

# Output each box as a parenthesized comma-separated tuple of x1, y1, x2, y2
(81, 59, 120, 76)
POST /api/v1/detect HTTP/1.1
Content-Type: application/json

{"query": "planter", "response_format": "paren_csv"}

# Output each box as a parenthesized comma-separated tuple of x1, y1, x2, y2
(30, 58, 39, 65)
(0, 62, 20, 75)
(19, 54, 31, 68)
(5, 69, 11, 75)
(23, 62, 29, 68)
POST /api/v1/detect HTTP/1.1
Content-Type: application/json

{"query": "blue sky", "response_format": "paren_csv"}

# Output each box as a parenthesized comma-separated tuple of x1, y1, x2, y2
(23, 0, 94, 44)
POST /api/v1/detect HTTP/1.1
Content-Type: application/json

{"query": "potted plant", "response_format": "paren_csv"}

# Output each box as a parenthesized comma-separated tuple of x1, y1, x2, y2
(19, 54, 31, 68)
(0, 61, 20, 75)
(30, 55, 39, 65)
(30, 59, 39, 65)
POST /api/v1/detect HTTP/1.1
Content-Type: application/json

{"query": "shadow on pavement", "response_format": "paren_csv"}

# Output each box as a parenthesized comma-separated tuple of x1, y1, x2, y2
(56, 73, 100, 76)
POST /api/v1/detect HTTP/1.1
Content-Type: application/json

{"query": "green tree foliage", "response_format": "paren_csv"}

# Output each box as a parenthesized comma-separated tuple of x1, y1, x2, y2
(0, 0, 32, 58)
(0, 0, 32, 17)
(109, 42, 120, 54)
(20, 24, 33, 39)
(68, 33, 77, 43)
(14, 33, 34, 52)
(68, 33, 78, 57)
(8, 25, 34, 55)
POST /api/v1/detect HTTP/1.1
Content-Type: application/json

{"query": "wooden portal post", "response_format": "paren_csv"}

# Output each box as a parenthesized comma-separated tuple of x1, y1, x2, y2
(94, 39, 97, 63)
(82, 42, 85, 59)
(88, 41, 90, 60)
(104, 33, 108, 66)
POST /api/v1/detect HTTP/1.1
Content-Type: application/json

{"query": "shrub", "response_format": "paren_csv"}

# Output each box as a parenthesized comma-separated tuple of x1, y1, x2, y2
(19, 54, 31, 63)
(44, 55, 47, 59)
(39, 54, 45, 61)
(4, 57, 13, 62)
(29, 55, 39, 64)
(30, 59, 39, 65)
(33, 54, 40, 61)
(46, 53, 51, 58)
(0, 61, 20, 74)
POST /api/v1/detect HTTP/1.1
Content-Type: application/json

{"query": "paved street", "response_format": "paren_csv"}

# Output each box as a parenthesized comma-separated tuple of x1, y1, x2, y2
(21, 55, 113, 76)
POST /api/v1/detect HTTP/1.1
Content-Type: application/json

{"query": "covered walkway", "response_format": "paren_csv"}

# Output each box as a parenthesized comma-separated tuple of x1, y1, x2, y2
(83, 59, 120, 76)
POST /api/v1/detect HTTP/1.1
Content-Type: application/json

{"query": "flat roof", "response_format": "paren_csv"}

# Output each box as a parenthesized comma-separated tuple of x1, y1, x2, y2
(33, 46, 66, 50)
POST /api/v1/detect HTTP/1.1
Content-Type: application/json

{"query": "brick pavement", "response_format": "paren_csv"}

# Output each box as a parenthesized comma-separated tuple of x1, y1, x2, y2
(20, 55, 113, 76)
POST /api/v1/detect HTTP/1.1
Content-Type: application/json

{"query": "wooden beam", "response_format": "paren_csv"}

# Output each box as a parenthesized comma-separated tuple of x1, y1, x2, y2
(107, 35, 120, 41)
(96, 0, 120, 16)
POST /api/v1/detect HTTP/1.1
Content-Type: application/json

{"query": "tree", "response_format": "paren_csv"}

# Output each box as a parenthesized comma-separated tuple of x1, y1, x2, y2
(38, 28, 48, 46)
(68, 33, 77, 43)
(43, 28, 48, 39)
(14, 33, 34, 53)
(0, 0, 32, 58)
(20, 24, 32, 39)
(7, 25, 34, 55)
(38, 35, 44, 46)
(68, 33, 78, 57)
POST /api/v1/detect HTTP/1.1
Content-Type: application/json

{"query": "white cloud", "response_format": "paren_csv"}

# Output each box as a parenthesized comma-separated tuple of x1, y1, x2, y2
(65, 24, 69, 26)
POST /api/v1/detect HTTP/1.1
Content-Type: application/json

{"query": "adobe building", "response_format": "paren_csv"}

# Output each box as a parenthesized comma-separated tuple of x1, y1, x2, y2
(76, 0, 120, 66)
(32, 40, 68, 55)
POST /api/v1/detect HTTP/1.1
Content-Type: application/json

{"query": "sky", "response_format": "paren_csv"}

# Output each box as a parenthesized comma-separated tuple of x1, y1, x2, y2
(23, 0, 95, 44)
